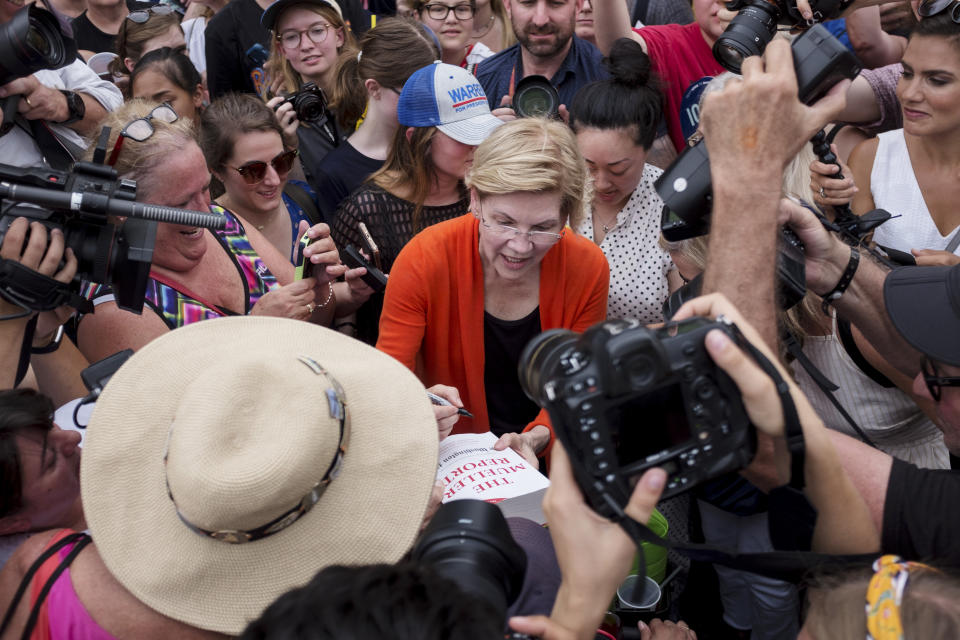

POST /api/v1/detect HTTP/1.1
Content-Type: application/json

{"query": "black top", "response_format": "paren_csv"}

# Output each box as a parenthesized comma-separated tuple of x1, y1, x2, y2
(296, 119, 342, 193)
(71, 12, 117, 54)
(205, 0, 272, 98)
(484, 308, 542, 437)
(332, 183, 468, 345)
(882, 458, 960, 567)
(314, 141, 384, 223)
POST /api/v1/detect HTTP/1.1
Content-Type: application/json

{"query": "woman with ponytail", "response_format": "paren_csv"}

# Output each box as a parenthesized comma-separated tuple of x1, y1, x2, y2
(312, 18, 439, 221)
(569, 37, 680, 324)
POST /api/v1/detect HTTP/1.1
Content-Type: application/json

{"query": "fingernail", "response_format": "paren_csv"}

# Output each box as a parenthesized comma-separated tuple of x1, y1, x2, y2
(646, 469, 666, 489)
(706, 329, 730, 352)
(803, 9, 812, 19)
(638, 621, 648, 631)
(853, 187, 859, 193)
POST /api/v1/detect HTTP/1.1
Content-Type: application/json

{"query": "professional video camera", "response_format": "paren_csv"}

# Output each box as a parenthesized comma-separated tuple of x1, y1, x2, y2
(0, 161, 226, 314)
(714, 0, 848, 73)
(0, 4, 78, 135)
(279, 82, 337, 146)
(656, 25, 860, 241)
(519, 316, 756, 518)
(412, 500, 532, 636)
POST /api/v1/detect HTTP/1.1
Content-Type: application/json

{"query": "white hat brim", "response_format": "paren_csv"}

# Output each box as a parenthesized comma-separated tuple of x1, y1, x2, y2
(438, 113, 505, 146)
(81, 317, 439, 635)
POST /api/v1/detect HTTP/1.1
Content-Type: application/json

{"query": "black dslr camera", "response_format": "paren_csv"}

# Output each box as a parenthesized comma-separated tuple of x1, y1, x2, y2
(714, 0, 846, 73)
(519, 317, 756, 517)
(0, 161, 225, 314)
(280, 81, 330, 123)
(656, 25, 860, 241)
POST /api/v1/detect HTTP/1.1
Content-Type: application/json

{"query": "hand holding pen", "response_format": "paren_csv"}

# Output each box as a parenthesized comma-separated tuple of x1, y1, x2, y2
(426, 384, 472, 441)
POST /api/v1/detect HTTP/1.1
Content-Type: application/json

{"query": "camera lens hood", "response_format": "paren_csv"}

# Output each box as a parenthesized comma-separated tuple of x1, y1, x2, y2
(513, 75, 560, 119)
(712, 1, 779, 73)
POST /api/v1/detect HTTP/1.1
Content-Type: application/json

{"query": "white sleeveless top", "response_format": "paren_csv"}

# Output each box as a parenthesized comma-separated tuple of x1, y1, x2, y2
(790, 317, 949, 469)
(870, 129, 960, 254)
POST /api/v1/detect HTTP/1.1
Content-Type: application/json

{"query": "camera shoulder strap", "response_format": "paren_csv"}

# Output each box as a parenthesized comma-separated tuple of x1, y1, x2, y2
(21, 116, 79, 172)
(283, 182, 322, 227)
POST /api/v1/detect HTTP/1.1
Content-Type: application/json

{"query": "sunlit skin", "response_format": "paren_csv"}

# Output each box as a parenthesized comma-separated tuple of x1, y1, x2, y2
(131, 68, 203, 123)
(216, 130, 289, 220)
(475, 190, 564, 283)
(576, 127, 648, 222)
(9, 427, 83, 532)
(574, 0, 595, 46)
(276, 7, 344, 91)
(419, 2, 475, 64)
(896, 36, 960, 138)
(429, 130, 477, 182)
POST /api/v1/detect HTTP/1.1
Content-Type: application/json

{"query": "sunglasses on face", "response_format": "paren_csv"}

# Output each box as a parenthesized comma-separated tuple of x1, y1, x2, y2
(231, 149, 299, 184)
(126, 4, 177, 22)
(107, 103, 179, 167)
(922, 358, 960, 402)
(918, 0, 960, 21)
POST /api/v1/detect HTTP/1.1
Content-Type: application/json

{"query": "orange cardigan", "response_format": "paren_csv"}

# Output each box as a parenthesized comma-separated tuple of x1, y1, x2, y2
(377, 214, 610, 443)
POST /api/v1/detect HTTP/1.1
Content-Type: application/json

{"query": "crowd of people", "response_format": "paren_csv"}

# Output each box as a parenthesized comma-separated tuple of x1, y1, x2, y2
(1, 0, 960, 636)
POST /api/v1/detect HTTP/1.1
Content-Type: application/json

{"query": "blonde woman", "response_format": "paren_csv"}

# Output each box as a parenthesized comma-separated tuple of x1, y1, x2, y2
(377, 118, 609, 462)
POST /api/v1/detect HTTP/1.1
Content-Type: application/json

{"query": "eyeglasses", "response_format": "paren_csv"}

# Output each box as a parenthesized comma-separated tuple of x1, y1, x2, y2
(918, 0, 960, 21)
(422, 3, 475, 20)
(922, 358, 960, 402)
(277, 23, 333, 48)
(479, 211, 564, 246)
(126, 4, 177, 23)
(107, 103, 179, 167)
(231, 149, 299, 185)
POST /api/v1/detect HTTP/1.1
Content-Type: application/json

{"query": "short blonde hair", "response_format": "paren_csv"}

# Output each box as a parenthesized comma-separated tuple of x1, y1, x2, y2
(465, 118, 590, 229)
(85, 99, 199, 202)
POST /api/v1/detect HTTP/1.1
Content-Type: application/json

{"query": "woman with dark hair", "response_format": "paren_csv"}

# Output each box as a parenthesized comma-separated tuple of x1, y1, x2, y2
(262, 0, 358, 175)
(129, 47, 205, 124)
(569, 38, 680, 325)
(820, 9, 960, 265)
(201, 93, 317, 264)
(0, 390, 83, 566)
(312, 18, 439, 221)
(109, 7, 185, 82)
(332, 62, 502, 344)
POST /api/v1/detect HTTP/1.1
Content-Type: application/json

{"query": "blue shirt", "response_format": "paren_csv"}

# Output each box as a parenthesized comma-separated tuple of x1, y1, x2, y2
(475, 35, 609, 111)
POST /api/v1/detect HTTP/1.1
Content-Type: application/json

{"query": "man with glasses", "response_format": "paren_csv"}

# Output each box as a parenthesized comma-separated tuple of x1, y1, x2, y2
(474, 0, 608, 114)
(0, 1, 122, 169)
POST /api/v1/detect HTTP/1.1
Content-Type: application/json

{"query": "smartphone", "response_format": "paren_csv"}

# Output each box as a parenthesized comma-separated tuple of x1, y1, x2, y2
(342, 244, 388, 293)
(294, 231, 314, 280)
(357, 222, 382, 271)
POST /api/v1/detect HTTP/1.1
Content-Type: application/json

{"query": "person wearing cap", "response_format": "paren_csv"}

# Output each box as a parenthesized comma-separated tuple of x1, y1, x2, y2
(261, 0, 357, 176)
(377, 117, 609, 462)
(0, 316, 441, 638)
(331, 61, 503, 345)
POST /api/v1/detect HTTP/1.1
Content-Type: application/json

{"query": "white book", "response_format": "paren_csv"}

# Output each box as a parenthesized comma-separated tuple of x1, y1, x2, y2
(436, 432, 551, 525)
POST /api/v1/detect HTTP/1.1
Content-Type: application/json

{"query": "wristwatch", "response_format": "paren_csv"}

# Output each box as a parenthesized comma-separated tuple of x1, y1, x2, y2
(58, 90, 85, 125)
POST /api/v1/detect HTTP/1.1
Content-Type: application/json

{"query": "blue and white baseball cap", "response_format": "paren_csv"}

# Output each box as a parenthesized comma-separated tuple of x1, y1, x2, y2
(397, 61, 503, 146)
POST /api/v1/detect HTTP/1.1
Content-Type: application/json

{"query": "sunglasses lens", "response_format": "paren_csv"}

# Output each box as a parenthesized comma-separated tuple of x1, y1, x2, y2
(124, 119, 154, 141)
(127, 10, 149, 21)
(239, 161, 268, 184)
(274, 150, 297, 174)
(919, 0, 951, 16)
(154, 105, 179, 122)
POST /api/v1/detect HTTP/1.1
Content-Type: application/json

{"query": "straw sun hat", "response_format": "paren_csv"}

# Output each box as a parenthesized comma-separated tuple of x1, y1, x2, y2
(80, 316, 439, 635)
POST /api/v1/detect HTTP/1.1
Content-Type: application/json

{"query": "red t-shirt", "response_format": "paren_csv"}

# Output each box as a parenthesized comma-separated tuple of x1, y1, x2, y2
(634, 22, 726, 151)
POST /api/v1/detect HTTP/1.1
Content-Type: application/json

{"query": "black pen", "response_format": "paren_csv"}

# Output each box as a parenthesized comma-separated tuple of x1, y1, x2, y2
(426, 392, 474, 418)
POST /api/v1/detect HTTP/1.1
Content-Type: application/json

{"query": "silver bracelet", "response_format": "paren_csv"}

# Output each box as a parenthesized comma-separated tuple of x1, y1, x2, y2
(314, 282, 334, 311)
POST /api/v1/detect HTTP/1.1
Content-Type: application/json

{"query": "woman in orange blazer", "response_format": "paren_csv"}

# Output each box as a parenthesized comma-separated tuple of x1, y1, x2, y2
(378, 118, 610, 465)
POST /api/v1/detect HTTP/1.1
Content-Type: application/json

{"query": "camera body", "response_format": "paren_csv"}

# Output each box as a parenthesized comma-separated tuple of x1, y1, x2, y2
(520, 317, 756, 515)
(714, 0, 845, 72)
(281, 81, 331, 123)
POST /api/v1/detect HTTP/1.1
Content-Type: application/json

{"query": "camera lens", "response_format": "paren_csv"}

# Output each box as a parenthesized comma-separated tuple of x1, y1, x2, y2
(0, 6, 70, 87)
(294, 94, 324, 121)
(513, 75, 560, 119)
(711, 1, 779, 73)
(518, 329, 577, 405)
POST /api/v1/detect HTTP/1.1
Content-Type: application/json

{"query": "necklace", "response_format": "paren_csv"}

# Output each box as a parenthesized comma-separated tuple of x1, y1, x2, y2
(595, 210, 618, 234)
(472, 15, 495, 40)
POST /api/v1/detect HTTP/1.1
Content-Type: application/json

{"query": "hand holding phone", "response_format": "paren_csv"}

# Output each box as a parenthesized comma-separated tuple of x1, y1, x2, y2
(357, 222, 382, 271)
(342, 244, 388, 293)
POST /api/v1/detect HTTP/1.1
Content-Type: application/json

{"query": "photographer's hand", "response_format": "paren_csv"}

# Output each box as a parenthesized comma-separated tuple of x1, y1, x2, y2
(267, 96, 300, 149)
(509, 443, 666, 640)
(673, 293, 881, 554)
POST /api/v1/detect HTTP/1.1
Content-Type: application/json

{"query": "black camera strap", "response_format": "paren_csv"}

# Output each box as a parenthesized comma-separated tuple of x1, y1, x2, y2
(598, 329, 879, 586)
(0, 259, 92, 314)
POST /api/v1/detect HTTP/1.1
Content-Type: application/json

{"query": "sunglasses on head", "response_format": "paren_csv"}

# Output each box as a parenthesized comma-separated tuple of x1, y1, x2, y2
(107, 103, 179, 167)
(231, 149, 299, 184)
(918, 0, 960, 20)
(126, 4, 177, 22)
